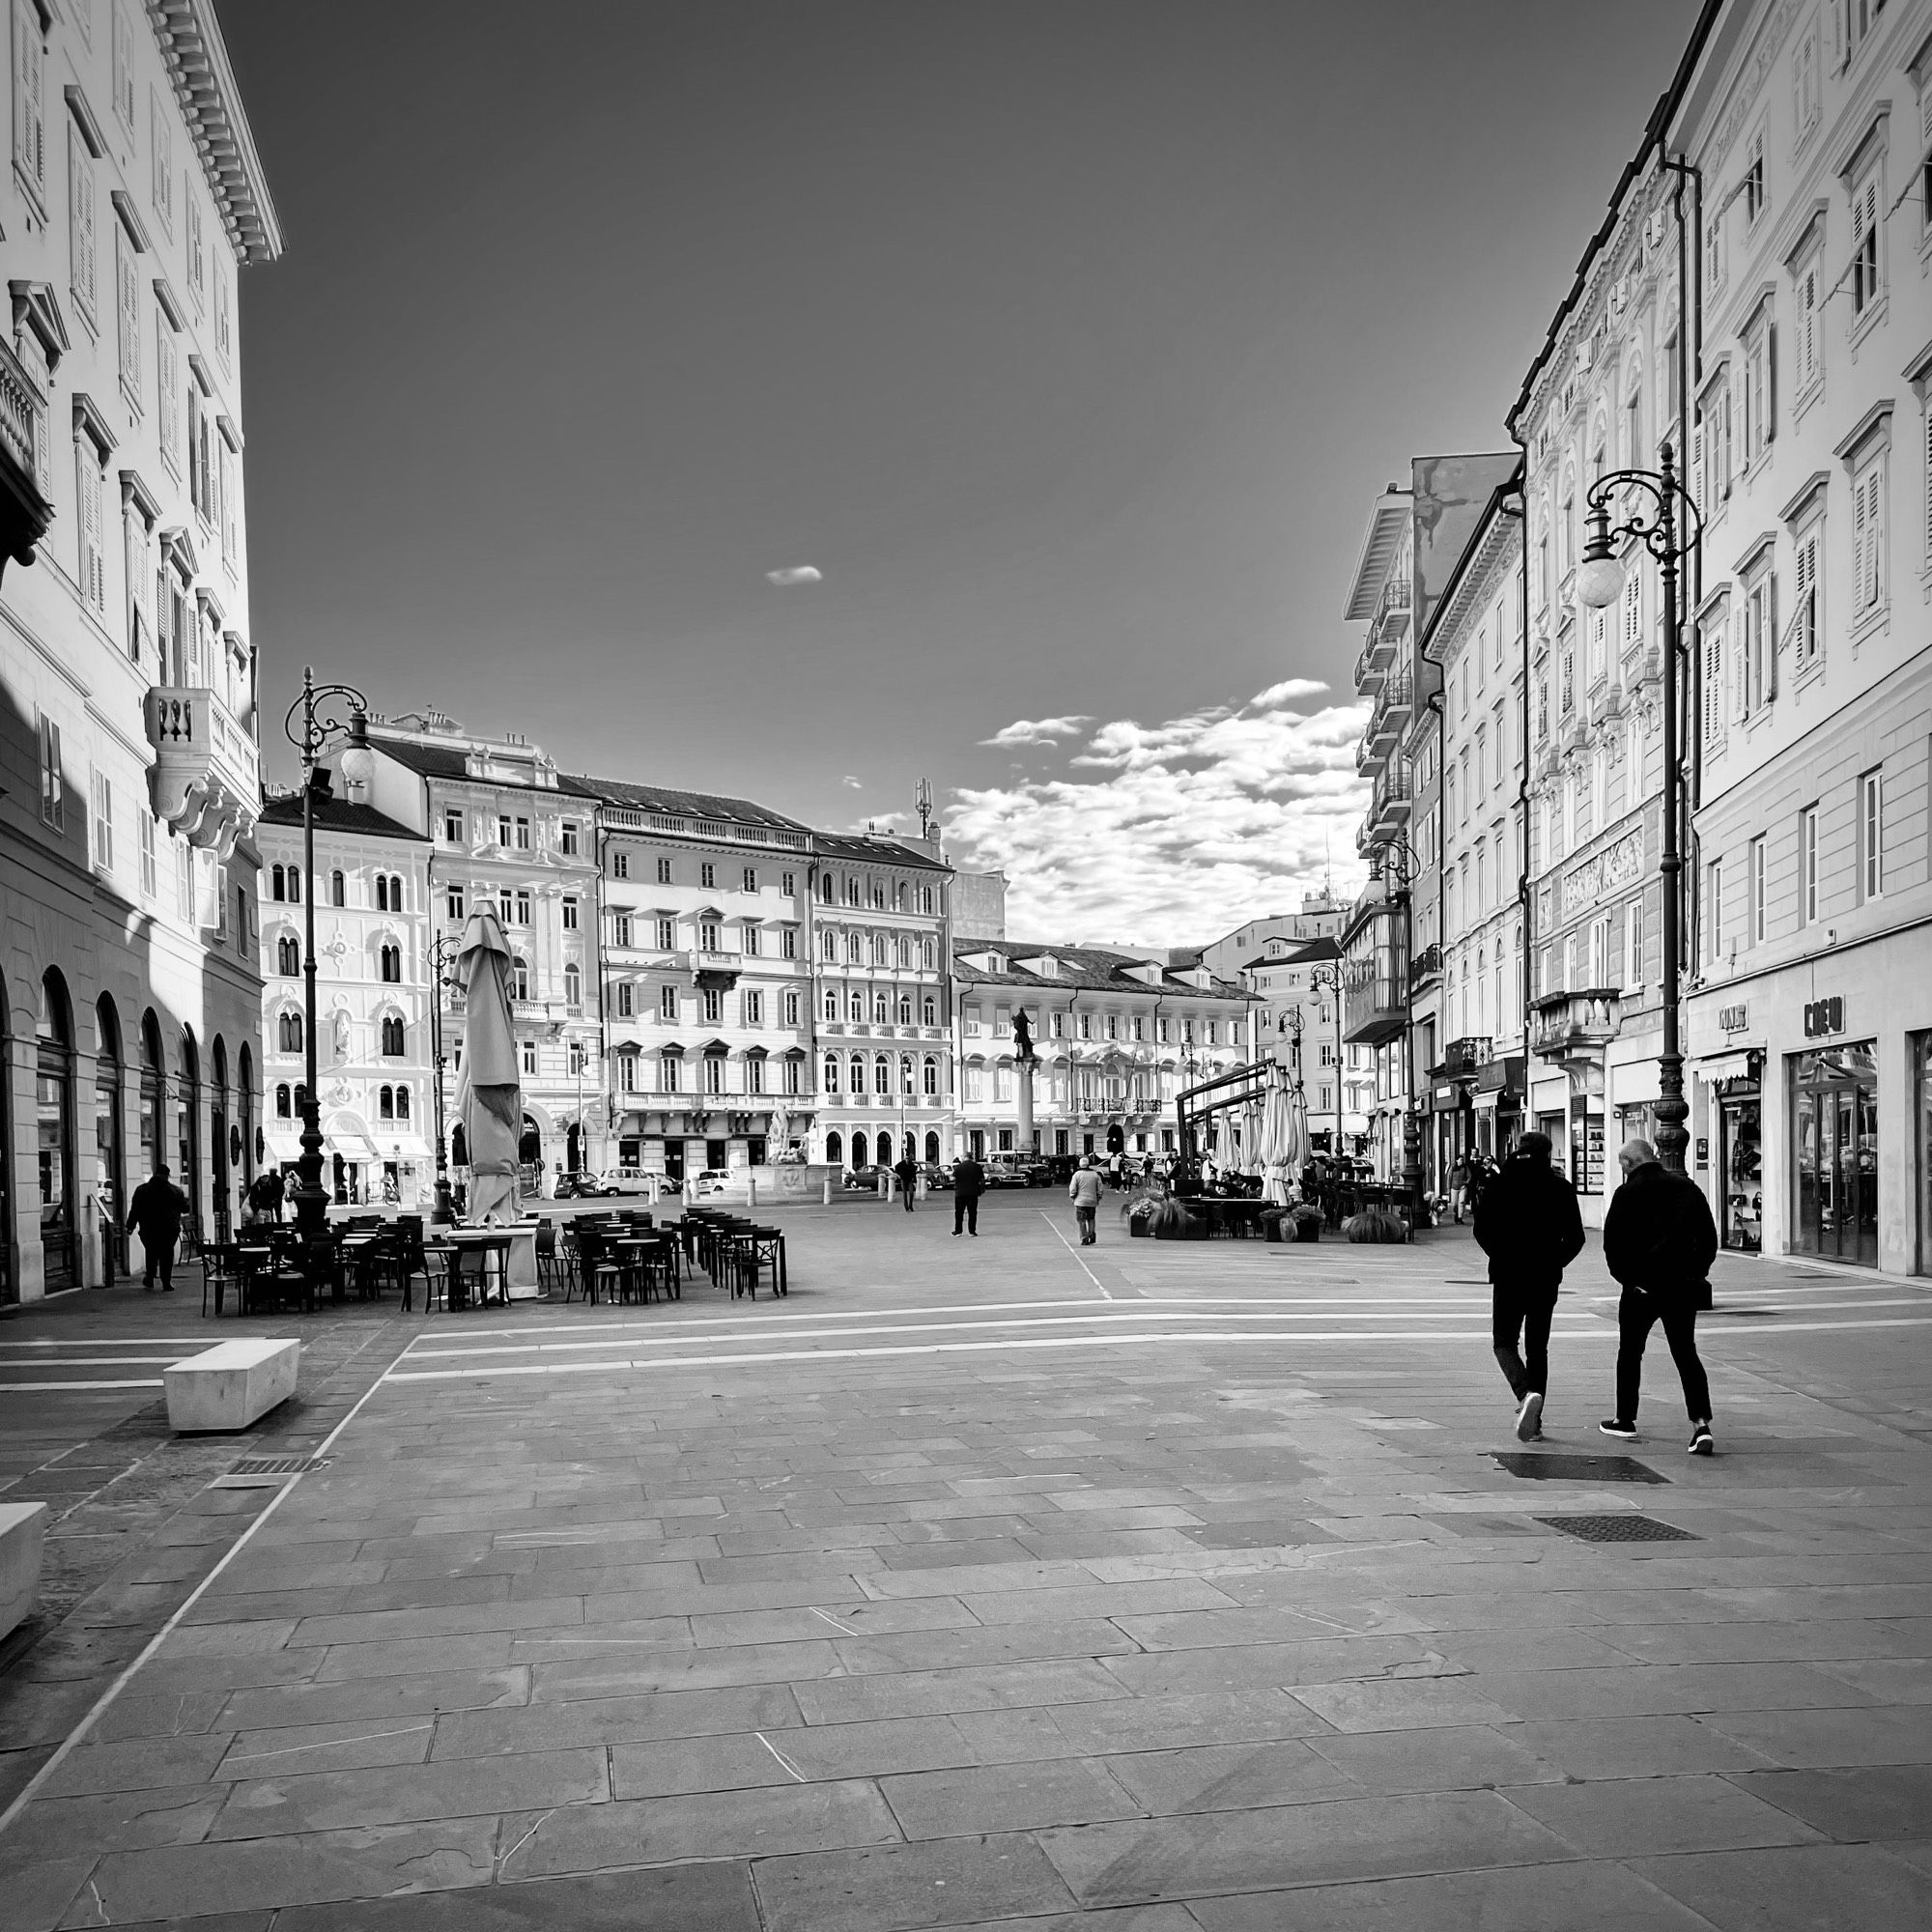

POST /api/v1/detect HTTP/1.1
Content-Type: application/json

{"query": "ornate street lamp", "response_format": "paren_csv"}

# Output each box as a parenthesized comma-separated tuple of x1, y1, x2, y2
(1575, 441, 1702, 1174)
(1306, 963, 1345, 1161)
(283, 668, 370, 1240)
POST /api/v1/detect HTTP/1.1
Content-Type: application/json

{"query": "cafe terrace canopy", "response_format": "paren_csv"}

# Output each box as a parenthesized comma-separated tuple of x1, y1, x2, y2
(454, 905, 521, 1223)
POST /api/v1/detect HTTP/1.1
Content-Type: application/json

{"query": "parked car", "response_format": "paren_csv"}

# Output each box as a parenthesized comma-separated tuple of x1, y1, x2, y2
(551, 1172, 607, 1199)
(841, 1165, 888, 1192)
(689, 1169, 738, 1199)
(596, 1167, 668, 1196)
(921, 1161, 955, 1191)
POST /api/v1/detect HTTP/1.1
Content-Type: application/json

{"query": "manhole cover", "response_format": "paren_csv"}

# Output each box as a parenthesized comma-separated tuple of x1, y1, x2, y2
(1492, 1452, 1668, 1485)
(228, 1456, 327, 1476)
(1536, 1514, 1699, 1544)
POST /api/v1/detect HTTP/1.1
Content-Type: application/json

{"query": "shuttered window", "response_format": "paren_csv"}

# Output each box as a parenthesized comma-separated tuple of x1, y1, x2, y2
(1852, 458, 1884, 613)
(1850, 167, 1881, 316)
(115, 226, 141, 407)
(75, 436, 106, 613)
(14, 0, 44, 201)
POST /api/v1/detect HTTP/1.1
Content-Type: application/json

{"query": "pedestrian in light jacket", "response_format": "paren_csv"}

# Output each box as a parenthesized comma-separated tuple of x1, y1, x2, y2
(1600, 1139, 1719, 1455)
(128, 1163, 189, 1293)
(952, 1154, 985, 1236)
(1068, 1159, 1104, 1246)
(1473, 1132, 1584, 1442)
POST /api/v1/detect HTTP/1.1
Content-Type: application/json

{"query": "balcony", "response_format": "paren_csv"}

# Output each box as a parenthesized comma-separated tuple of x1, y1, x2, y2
(1438, 1035, 1492, 1077)
(1371, 759, 1412, 839)
(1354, 642, 1385, 695)
(1530, 988, 1621, 1062)
(145, 686, 260, 857)
(0, 334, 51, 569)
(1559, 714, 1588, 756)
(1588, 680, 1625, 727)
(1342, 900, 1408, 1046)
(1408, 942, 1441, 990)
(1355, 732, 1385, 778)
(1369, 670, 1412, 754)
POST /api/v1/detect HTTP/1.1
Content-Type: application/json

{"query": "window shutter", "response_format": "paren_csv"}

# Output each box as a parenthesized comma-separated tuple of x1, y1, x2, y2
(1924, 408, 1932, 561)
(117, 229, 140, 403)
(1766, 575, 1778, 699)
(16, 0, 43, 191)
(1765, 323, 1776, 442)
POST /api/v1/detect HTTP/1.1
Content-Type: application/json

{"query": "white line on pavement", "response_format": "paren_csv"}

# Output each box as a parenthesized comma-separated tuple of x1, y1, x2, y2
(1037, 1211, 1111, 1298)
(0, 1379, 166, 1391)
(0, 1356, 188, 1367)
(0, 1336, 272, 1348)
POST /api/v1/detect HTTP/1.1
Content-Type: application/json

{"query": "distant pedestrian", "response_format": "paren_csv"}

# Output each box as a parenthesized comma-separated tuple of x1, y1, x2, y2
(1600, 1138, 1718, 1455)
(1473, 1131, 1584, 1442)
(1068, 1159, 1104, 1246)
(128, 1163, 189, 1293)
(892, 1151, 919, 1213)
(952, 1153, 985, 1236)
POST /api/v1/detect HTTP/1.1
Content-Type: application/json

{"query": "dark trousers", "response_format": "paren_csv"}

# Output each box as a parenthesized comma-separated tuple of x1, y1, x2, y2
(1492, 1283, 1558, 1398)
(900, 1183, 915, 1212)
(1074, 1206, 1096, 1245)
(953, 1196, 979, 1234)
(1615, 1285, 1712, 1423)
(141, 1233, 177, 1288)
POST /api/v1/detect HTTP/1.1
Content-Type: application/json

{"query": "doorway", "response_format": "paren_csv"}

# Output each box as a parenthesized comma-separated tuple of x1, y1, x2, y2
(1717, 1088, 1762, 1253)
(1792, 1042, 1878, 1268)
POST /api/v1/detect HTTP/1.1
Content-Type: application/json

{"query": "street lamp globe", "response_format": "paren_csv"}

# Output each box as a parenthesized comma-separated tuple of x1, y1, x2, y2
(1577, 550, 1625, 610)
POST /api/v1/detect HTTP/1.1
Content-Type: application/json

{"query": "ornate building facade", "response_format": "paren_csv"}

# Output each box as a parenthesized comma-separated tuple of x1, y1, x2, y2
(1, 0, 277, 1296)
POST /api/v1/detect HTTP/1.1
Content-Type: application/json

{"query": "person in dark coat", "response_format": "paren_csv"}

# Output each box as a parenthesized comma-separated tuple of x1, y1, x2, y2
(1600, 1138, 1718, 1454)
(892, 1151, 919, 1213)
(127, 1163, 189, 1293)
(1473, 1131, 1584, 1442)
(952, 1154, 985, 1236)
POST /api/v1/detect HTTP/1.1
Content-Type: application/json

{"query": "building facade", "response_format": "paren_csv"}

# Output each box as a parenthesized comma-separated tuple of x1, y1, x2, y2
(575, 776, 815, 1184)
(951, 942, 1253, 1162)
(1237, 931, 1368, 1155)
(1, 0, 277, 1297)
(1421, 480, 1529, 1184)
(811, 833, 955, 1172)
(256, 795, 435, 1205)
(1674, 0, 1932, 1270)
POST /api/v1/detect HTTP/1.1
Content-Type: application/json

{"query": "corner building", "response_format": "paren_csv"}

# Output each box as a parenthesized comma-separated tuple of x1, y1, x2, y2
(1, 0, 278, 1297)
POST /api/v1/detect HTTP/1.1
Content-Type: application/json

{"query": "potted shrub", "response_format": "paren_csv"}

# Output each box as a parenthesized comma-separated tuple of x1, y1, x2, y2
(1287, 1205, 1322, 1242)
(1344, 1207, 1409, 1244)
(1147, 1198, 1200, 1241)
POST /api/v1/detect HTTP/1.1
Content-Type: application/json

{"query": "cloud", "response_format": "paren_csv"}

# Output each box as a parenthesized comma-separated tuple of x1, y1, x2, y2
(979, 715, 1094, 749)
(765, 565, 823, 585)
(945, 679, 1368, 950)
(841, 776, 864, 788)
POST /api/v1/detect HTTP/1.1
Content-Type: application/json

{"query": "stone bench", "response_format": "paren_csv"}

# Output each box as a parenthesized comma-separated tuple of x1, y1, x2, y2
(0, 1501, 47, 1642)
(164, 1338, 300, 1433)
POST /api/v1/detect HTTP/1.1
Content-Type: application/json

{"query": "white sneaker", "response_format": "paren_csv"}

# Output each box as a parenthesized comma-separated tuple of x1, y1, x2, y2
(1516, 1391, 1544, 1442)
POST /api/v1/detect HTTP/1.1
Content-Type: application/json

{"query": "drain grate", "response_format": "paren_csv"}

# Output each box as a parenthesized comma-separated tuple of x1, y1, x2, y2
(228, 1455, 327, 1477)
(1492, 1452, 1668, 1485)
(1536, 1514, 1699, 1544)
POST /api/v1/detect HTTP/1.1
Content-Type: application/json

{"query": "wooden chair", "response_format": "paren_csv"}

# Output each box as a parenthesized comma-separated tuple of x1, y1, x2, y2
(405, 1241, 452, 1313)
(199, 1242, 242, 1318)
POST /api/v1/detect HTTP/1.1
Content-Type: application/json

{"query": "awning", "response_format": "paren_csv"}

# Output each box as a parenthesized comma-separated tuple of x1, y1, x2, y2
(263, 1132, 302, 1163)
(1696, 1049, 1759, 1085)
(327, 1134, 382, 1162)
(369, 1134, 433, 1162)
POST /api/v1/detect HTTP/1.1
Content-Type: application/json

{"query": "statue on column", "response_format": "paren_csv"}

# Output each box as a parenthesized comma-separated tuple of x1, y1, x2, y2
(1012, 1008, 1036, 1065)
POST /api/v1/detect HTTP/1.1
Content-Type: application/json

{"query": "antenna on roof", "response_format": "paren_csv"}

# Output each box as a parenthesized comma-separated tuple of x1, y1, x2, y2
(916, 778, 933, 841)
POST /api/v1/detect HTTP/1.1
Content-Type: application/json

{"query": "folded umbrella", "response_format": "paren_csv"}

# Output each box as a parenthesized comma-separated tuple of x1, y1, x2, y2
(454, 906, 522, 1224)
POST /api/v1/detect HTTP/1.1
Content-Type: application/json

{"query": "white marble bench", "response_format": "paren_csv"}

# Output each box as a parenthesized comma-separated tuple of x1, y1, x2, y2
(0, 1501, 47, 1641)
(164, 1338, 300, 1433)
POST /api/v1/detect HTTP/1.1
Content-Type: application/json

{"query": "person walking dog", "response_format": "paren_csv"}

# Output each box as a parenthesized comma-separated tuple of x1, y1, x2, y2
(1600, 1138, 1719, 1455)
(952, 1152, 985, 1236)
(892, 1151, 919, 1214)
(1068, 1158, 1104, 1246)
(128, 1162, 189, 1293)
(1473, 1131, 1584, 1441)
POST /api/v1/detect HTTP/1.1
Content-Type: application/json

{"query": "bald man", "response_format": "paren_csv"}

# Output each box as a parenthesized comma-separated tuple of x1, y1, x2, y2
(1599, 1138, 1718, 1454)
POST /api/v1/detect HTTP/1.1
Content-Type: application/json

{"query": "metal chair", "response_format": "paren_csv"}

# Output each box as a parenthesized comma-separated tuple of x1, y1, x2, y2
(199, 1242, 242, 1318)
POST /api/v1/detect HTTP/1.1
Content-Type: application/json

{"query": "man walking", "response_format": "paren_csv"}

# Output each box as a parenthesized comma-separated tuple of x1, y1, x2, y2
(952, 1151, 985, 1236)
(1068, 1157, 1104, 1246)
(892, 1149, 919, 1213)
(1473, 1131, 1583, 1441)
(1600, 1138, 1719, 1454)
(128, 1162, 189, 1293)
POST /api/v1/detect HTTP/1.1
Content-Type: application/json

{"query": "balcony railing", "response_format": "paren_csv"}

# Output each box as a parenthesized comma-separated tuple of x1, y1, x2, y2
(1439, 1035, 1492, 1077)
(0, 334, 51, 567)
(145, 686, 260, 856)
(1371, 759, 1412, 837)
(1408, 942, 1441, 990)
(1530, 988, 1621, 1061)
(1354, 642, 1385, 695)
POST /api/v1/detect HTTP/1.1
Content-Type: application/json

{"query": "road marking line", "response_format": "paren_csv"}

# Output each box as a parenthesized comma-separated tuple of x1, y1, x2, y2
(0, 1379, 166, 1391)
(0, 1355, 188, 1367)
(1038, 1211, 1110, 1298)
(0, 1337, 273, 1349)
(755, 1732, 807, 1781)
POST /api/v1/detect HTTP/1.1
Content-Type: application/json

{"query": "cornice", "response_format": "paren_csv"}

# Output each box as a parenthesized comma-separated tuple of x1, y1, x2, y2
(147, 1, 284, 265)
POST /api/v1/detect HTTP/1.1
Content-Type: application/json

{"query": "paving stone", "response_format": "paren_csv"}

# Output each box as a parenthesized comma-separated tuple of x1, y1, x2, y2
(794, 1658, 1132, 1725)
(1498, 1715, 1781, 1779)
(1304, 1723, 1559, 1793)
(273, 1863, 762, 1931)
(1502, 1771, 1823, 1857)
(499, 1779, 898, 1878)
(1101, 1737, 1361, 1814)
(1286, 1675, 1519, 1733)
(908, 1914, 1193, 1932)
(1700, 1703, 1932, 1767)
(1470, 1662, 1877, 1721)
(1038, 1787, 1576, 1904)
(215, 1716, 440, 1779)
(880, 1757, 1138, 1837)
(831, 1619, 1136, 1676)
(1731, 1765, 1932, 1840)
(433, 1683, 805, 1756)
(691, 1600, 976, 1647)
(753, 1834, 1080, 1932)
(1037, 1688, 1335, 1754)
(26, 1785, 231, 1859)
(1631, 1842, 1932, 1930)
(217, 1665, 529, 1732)
(1185, 1859, 1713, 1930)
(528, 1637, 836, 1701)
(41, 1733, 235, 1798)
(958, 1580, 1238, 1624)
(1098, 1634, 1435, 1698)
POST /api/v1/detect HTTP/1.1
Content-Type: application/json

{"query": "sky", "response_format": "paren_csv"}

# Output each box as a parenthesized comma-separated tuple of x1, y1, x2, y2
(223, 0, 1699, 947)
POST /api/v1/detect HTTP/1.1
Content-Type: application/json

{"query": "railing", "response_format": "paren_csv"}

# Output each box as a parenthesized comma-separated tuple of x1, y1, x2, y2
(0, 335, 45, 500)
(1354, 643, 1385, 694)
(144, 685, 260, 851)
(1408, 943, 1441, 989)
(1530, 988, 1621, 1059)
(1441, 1035, 1492, 1076)
(599, 806, 809, 850)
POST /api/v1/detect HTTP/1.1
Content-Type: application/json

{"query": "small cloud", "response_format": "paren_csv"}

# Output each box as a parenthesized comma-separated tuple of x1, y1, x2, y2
(1249, 677, 1327, 710)
(841, 776, 864, 789)
(980, 715, 1094, 749)
(765, 565, 823, 586)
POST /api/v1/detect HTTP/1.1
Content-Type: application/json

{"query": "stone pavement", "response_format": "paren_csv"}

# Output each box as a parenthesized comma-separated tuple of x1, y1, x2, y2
(0, 1192, 1928, 1929)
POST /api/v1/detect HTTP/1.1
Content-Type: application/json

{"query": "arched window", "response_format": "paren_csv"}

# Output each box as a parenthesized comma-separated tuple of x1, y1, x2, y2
(900, 1054, 914, 1094)
(511, 958, 529, 1000)
(849, 1052, 865, 1094)
(897, 994, 912, 1024)
(922, 938, 936, 970)
(330, 869, 346, 907)
(375, 875, 388, 912)
(821, 929, 838, 962)
(847, 989, 864, 1022)
(381, 1015, 405, 1057)
(924, 1129, 939, 1163)
(379, 1085, 395, 1121)
(380, 943, 401, 983)
(564, 963, 582, 1008)
(872, 991, 889, 1024)
(825, 1129, 843, 1164)
(823, 1053, 840, 1094)
(277, 934, 298, 977)
(275, 1083, 291, 1118)
(395, 1086, 411, 1121)
(873, 1054, 890, 1095)
(270, 864, 286, 900)
(852, 1129, 869, 1168)
(37, 972, 77, 1287)
(278, 1010, 303, 1053)
(923, 1055, 938, 1096)
(822, 986, 838, 1022)
(922, 995, 937, 1026)
(897, 937, 912, 968)
(238, 1042, 255, 1185)
(820, 873, 836, 903)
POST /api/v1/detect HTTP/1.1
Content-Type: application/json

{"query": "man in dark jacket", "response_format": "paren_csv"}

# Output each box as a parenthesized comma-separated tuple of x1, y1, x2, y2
(1473, 1131, 1584, 1441)
(952, 1154, 985, 1236)
(128, 1163, 189, 1293)
(1600, 1138, 1718, 1454)
(892, 1151, 919, 1213)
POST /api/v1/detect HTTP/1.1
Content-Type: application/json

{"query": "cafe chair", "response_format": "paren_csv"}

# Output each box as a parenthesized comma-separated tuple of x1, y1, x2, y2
(199, 1242, 242, 1318)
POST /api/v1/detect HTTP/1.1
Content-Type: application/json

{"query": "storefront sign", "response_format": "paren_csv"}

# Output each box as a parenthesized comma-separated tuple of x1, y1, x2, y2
(1803, 996, 1844, 1038)
(1561, 829, 1644, 918)
(1719, 1004, 1748, 1033)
